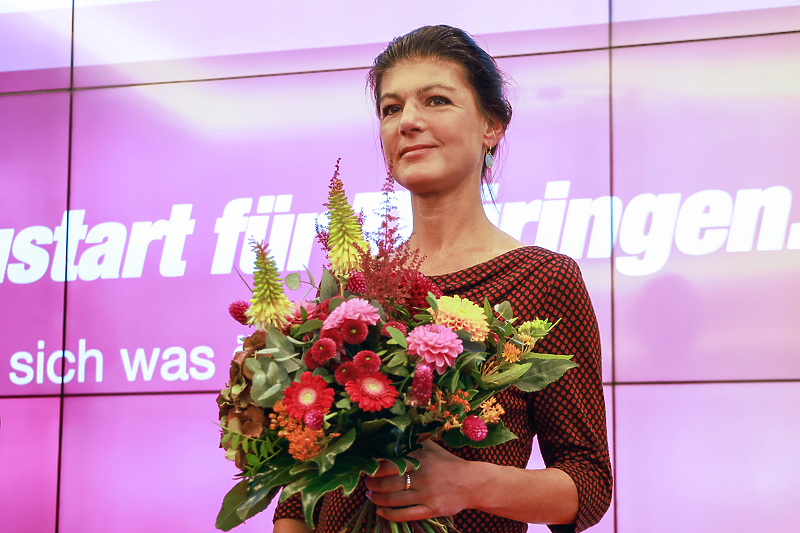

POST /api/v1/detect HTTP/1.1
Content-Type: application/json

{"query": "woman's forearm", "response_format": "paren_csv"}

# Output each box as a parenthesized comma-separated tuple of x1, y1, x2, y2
(468, 462, 578, 525)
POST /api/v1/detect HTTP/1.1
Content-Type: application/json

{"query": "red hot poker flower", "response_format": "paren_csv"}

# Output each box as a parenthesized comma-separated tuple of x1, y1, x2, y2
(283, 372, 335, 420)
(345, 372, 398, 412)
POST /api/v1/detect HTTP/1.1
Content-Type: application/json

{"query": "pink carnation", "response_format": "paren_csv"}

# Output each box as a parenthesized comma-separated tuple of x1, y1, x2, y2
(462, 415, 488, 441)
(323, 298, 381, 331)
(406, 324, 462, 374)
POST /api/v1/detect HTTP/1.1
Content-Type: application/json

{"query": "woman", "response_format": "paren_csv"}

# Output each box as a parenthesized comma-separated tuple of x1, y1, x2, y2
(274, 25, 612, 533)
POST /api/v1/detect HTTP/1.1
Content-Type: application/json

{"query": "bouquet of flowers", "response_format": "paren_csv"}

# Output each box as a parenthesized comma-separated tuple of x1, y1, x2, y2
(215, 163, 577, 532)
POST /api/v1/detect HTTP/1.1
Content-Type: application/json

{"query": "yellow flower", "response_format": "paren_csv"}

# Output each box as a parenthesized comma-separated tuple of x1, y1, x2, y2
(326, 171, 368, 276)
(518, 318, 557, 339)
(501, 342, 521, 363)
(432, 295, 489, 342)
(246, 242, 293, 330)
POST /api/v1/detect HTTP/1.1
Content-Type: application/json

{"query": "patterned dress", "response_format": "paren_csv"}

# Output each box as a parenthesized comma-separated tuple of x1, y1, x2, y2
(274, 247, 612, 532)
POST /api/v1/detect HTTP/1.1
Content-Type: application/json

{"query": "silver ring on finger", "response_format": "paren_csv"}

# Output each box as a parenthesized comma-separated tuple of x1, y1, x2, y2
(404, 473, 411, 491)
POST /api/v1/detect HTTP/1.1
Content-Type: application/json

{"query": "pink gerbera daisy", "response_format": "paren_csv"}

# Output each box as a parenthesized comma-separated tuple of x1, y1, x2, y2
(282, 372, 335, 420)
(406, 324, 463, 374)
(345, 372, 398, 412)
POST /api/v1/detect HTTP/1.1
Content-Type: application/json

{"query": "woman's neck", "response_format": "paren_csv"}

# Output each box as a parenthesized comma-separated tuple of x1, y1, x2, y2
(407, 185, 523, 276)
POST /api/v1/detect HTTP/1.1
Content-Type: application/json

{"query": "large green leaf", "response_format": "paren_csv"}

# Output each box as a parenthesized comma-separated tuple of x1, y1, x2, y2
(385, 327, 408, 349)
(294, 319, 324, 336)
(311, 428, 356, 474)
(299, 457, 381, 527)
(215, 479, 249, 531)
(482, 363, 531, 387)
(514, 359, 578, 392)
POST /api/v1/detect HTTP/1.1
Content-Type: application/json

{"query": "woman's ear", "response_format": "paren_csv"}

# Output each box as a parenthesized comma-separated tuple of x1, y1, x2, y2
(483, 117, 504, 150)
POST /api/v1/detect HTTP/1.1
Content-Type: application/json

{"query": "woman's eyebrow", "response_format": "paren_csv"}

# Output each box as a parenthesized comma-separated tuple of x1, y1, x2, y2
(379, 83, 457, 103)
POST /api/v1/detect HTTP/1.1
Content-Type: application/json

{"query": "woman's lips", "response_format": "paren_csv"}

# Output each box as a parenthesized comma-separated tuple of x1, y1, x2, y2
(400, 145, 434, 158)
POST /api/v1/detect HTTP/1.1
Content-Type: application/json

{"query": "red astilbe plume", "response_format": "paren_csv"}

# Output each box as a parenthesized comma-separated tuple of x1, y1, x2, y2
(355, 175, 423, 319)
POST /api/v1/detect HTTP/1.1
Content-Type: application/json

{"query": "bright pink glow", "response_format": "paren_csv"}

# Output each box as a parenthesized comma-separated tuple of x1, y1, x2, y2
(58, 393, 273, 533)
(616, 383, 800, 531)
(613, 34, 800, 382)
(0, 397, 60, 533)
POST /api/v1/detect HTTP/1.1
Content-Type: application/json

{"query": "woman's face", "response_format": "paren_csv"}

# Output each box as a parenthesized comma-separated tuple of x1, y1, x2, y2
(378, 58, 500, 196)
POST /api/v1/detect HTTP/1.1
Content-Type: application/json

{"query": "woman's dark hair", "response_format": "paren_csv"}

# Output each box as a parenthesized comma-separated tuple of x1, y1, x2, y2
(368, 25, 513, 182)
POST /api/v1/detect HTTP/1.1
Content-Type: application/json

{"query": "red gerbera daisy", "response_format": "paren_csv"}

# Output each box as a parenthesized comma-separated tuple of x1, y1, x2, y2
(353, 350, 381, 372)
(310, 338, 337, 365)
(283, 372, 335, 420)
(345, 372, 398, 412)
(341, 318, 369, 344)
(334, 362, 363, 386)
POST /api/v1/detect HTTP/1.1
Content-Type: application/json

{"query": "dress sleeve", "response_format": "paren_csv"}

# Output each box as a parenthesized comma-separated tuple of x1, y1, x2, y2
(528, 254, 613, 532)
(272, 493, 307, 525)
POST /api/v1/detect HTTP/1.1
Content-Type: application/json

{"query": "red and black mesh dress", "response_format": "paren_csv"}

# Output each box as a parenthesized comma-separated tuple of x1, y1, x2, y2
(274, 247, 612, 532)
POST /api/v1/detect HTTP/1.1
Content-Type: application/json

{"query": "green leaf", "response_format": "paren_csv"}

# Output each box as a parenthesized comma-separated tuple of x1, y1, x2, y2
(320, 269, 338, 300)
(513, 359, 578, 392)
(426, 292, 439, 313)
(386, 349, 408, 367)
(494, 301, 513, 321)
(385, 327, 408, 349)
(524, 352, 574, 360)
(215, 479, 249, 531)
(304, 266, 316, 289)
(483, 297, 494, 325)
(336, 397, 352, 409)
(311, 428, 356, 474)
(441, 419, 518, 448)
(370, 300, 387, 322)
(383, 457, 414, 475)
(235, 458, 300, 525)
(284, 272, 301, 290)
(383, 365, 409, 378)
(482, 363, 532, 387)
(295, 319, 324, 336)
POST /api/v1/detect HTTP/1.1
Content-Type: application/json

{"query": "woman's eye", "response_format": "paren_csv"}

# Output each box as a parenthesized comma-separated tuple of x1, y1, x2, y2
(382, 104, 401, 117)
(429, 96, 450, 106)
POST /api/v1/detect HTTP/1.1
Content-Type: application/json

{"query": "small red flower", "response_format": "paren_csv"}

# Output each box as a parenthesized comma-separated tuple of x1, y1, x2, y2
(283, 372, 334, 420)
(353, 350, 381, 372)
(401, 270, 444, 310)
(345, 372, 399, 412)
(228, 300, 251, 325)
(347, 271, 367, 293)
(334, 362, 363, 386)
(304, 351, 322, 371)
(304, 409, 325, 430)
(341, 319, 369, 344)
(408, 362, 434, 407)
(462, 415, 488, 441)
(310, 338, 337, 365)
(320, 327, 343, 350)
(381, 320, 407, 337)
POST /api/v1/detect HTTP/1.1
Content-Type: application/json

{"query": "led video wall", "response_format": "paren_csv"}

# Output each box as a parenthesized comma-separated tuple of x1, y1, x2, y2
(1, 1, 799, 532)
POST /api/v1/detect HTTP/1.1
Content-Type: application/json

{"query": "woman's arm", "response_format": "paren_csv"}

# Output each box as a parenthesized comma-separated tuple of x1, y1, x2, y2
(364, 440, 578, 525)
(273, 518, 314, 533)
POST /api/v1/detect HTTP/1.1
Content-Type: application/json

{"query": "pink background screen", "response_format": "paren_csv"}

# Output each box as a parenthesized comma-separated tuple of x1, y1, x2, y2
(1, 2, 799, 532)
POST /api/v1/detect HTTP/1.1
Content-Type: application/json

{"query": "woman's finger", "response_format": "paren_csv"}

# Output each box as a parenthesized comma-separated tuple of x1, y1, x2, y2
(375, 504, 435, 523)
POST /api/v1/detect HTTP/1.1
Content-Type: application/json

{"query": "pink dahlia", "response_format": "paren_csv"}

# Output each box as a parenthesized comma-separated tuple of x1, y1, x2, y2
(228, 300, 251, 325)
(345, 372, 399, 412)
(323, 298, 380, 330)
(406, 324, 463, 374)
(353, 350, 381, 372)
(462, 415, 488, 441)
(408, 362, 434, 407)
(341, 318, 369, 345)
(309, 338, 337, 365)
(283, 372, 335, 420)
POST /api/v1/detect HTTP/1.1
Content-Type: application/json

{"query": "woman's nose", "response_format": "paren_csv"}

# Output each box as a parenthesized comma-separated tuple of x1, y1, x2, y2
(398, 103, 424, 134)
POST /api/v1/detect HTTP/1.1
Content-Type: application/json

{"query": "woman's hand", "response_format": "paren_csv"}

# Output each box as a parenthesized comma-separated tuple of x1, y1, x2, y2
(364, 440, 479, 521)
